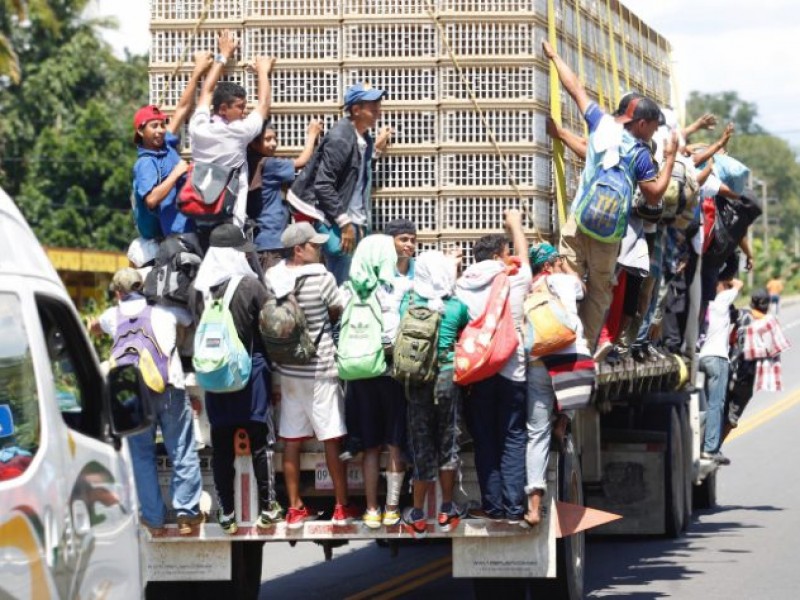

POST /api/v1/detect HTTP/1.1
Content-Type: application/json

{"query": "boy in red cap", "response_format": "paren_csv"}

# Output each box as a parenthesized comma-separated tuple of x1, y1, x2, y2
(132, 51, 213, 239)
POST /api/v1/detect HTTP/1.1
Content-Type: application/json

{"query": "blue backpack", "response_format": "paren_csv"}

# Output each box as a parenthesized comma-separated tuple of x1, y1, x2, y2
(109, 305, 169, 394)
(193, 276, 252, 393)
(574, 144, 645, 243)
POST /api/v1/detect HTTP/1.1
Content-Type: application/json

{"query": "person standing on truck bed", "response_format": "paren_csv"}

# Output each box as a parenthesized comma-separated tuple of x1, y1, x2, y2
(188, 30, 276, 234)
(287, 82, 392, 285)
(90, 268, 204, 535)
(340, 222, 417, 530)
(543, 40, 677, 352)
(131, 51, 213, 241)
(456, 209, 531, 524)
(264, 222, 358, 530)
(698, 277, 743, 466)
(191, 224, 280, 534)
(398, 250, 470, 536)
(524, 243, 593, 527)
(246, 118, 324, 271)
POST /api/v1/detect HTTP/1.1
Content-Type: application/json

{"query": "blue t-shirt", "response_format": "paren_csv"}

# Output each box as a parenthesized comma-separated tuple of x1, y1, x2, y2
(584, 102, 657, 180)
(132, 131, 194, 238)
(253, 157, 295, 252)
(571, 102, 657, 215)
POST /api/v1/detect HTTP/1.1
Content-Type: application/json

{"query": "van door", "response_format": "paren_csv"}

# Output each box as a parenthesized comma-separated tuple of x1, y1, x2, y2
(0, 287, 62, 599)
(34, 291, 142, 598)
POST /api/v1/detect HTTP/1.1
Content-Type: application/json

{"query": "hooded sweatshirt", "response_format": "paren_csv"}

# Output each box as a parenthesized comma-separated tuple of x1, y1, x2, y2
(456, 258, 532, 382)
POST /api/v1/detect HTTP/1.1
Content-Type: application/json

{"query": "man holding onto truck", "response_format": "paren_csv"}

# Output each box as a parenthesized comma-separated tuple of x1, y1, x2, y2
(132, 51, 213, 240)
(287, 82, 391, 284)
(456, 210, 531, 523)
(543, 41, 677, 352)
(91, 268, 204, 535)
(699, 277, 743, 466)
(188, 30, 276, 231)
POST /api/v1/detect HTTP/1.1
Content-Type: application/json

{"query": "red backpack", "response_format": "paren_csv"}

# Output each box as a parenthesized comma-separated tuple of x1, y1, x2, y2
(178, 162, 240, 224)
(454, 271, 519, 385)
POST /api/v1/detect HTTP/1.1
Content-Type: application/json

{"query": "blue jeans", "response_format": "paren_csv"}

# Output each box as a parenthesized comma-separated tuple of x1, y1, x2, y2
(128, 386, 202, 527)
(464, 375, 527, 519)
(525, 365, 554, 494)
(316, 222, 365, 285)
(700, 356, 729, 453)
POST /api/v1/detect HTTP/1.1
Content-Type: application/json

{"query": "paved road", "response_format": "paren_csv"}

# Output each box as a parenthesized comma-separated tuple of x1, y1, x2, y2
(258, 299, 800, 599)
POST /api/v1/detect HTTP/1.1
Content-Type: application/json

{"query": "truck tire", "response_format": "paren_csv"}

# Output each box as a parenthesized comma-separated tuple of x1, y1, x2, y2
(525, 436, 585, 600)
(641, 402, 686, 538)
(693, 469, 717, 509)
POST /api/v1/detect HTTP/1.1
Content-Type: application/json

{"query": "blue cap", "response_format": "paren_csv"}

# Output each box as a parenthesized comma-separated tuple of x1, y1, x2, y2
(344, 82, 386, 107)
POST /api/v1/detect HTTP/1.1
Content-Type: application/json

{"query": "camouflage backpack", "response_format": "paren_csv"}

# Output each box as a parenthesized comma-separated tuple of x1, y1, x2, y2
(259, 275, 324, 366)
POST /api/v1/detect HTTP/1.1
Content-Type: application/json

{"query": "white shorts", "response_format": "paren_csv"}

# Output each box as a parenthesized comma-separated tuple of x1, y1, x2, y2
(279, 376, 345, 441)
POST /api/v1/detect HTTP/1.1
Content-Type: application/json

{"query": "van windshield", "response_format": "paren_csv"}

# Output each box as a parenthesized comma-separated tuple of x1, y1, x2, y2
(0, 292, 39, 481)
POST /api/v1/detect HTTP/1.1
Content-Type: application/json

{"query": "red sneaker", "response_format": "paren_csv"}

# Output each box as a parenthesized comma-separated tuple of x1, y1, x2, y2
(331, 503, 360, 526)
(287, 506, 315, 530)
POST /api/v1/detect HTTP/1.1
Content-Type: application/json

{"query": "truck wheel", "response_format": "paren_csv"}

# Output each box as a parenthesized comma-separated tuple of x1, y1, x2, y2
(641, 401, 686, 538)
(679, 402, 694, 529)
(526, 435, 585, 600)
(693, 469, 717, 509)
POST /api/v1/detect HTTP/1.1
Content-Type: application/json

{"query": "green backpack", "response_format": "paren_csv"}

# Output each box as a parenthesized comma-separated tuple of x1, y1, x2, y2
(336, 283, 386, 381)
(391, 297, 441, 387)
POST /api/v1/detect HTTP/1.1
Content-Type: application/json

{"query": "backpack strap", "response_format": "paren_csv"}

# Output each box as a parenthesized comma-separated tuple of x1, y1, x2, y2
(222, 275, 244, 309)
(291, 273, 330, 345)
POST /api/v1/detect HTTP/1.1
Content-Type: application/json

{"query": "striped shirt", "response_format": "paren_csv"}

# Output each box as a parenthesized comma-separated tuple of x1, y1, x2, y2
(265, 262, 342, 379)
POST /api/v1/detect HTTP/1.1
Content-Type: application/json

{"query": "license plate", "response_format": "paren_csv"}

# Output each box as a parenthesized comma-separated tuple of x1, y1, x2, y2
(315, 462, 364, 490)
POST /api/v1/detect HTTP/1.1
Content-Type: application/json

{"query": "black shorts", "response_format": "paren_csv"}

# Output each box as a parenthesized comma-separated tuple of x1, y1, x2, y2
(345, 376, 407, 450)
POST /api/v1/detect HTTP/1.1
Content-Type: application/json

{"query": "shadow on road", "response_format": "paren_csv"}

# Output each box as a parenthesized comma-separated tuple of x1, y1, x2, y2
(585, 506, 781, 598)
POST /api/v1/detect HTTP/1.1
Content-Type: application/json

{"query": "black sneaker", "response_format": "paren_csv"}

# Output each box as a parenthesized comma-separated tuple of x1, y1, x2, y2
(217, 510, 238, 535)
(467, 508, 505, 522)
(256, 501, 285, 529)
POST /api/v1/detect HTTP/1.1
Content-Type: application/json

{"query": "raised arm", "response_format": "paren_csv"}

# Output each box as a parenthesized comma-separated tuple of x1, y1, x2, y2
(691, 123, 734, 167)
(682, 113, 717, 139)
(638, 130, 677, 205)
(169, 51, 213, 134)
(504, 208, 529, 269)
(197, 30, 239, 109)
(252, 55, 276, 121)
(293, 120, 323, 169)
(542, 41, 590, 115)
(546, 117, 588, 159)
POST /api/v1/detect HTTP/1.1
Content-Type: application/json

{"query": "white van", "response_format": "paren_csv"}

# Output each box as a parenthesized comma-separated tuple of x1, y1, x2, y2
(0, 188, 147, 599)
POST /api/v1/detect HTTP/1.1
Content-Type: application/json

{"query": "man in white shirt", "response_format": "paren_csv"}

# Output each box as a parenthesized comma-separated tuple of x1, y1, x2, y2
(189, 30, 275, 230)
(91, 268, 203, 534)
(698, 278, 743, 465)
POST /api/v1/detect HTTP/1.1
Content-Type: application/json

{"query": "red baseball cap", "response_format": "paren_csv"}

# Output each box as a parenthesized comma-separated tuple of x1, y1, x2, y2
(133, 105, 168, 143)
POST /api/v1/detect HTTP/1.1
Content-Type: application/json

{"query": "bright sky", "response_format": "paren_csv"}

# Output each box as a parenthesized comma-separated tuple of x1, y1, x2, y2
(83, 0, 799, 148)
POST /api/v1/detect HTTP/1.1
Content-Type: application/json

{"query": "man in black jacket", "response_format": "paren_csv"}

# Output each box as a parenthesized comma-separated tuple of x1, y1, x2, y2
(287, 82, 390, 284)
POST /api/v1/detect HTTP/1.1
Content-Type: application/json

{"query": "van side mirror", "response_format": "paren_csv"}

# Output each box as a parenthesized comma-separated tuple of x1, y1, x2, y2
(106, 365, 153, 437)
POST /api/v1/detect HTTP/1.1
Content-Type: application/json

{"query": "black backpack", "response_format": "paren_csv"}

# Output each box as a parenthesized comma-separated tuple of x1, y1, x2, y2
(705, 193, 762, 268)
(144, 235, 204, 307)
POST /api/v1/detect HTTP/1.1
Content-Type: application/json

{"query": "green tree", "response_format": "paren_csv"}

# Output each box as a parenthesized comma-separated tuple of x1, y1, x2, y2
(0, 2, 147, 250)
(0, 0, 59, 83)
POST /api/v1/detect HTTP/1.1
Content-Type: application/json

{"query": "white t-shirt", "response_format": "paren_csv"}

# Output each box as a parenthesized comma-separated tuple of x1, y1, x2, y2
(99, 294, 193, 389)
(189, 106, 264, 228)
(530, 273, 589, 360)
(346, 134, 369, 227)
(699, 287, 739, 359)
